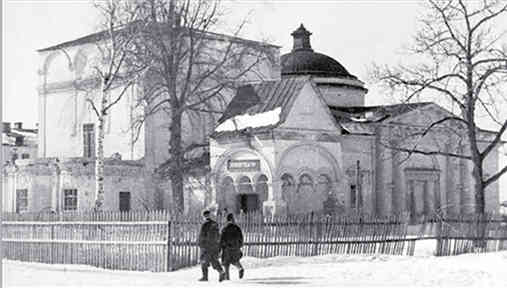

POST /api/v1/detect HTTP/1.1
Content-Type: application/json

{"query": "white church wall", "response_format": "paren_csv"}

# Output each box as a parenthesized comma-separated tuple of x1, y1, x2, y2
(279, 82, 339, 132)
(374, 113, 501, 217)
(39, 44, 145, 161)
(340, 135, 375, 213)
(317, 84, 366, 107)
(3, 159, 146, 213)
(478, 141, 500, 213)
(274, 138, 345, 214)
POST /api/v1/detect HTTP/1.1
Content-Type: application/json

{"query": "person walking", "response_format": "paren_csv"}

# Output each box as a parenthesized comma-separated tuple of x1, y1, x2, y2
(198, 210, 226, 282)
(219, 213, 245, 280)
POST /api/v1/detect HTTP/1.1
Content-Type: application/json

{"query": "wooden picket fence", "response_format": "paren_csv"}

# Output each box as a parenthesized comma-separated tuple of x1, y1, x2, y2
(2, 213, 170, 272)
(2, 210, 507, 271)
(434, 213, 507, 256)
(168, 212, 415, 270)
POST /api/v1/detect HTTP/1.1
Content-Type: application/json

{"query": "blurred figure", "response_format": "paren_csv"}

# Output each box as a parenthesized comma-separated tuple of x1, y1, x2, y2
(198, 210, 225, 282)
(219, 213, 245, 280)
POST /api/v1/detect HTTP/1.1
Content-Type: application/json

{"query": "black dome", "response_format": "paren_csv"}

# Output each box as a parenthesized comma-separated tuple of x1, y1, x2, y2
(281, 24, 356, 79)
(281, 51, 356, 78)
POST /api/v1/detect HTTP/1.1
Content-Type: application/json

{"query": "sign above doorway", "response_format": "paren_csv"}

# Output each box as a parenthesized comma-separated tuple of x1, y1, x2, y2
(227, 159, 260, 172)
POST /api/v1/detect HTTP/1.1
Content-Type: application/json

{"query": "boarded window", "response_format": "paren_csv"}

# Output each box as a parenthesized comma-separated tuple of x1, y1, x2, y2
(16, 189, 28, 213)
(83, 123, 95, 158)
(64, 189, 78, 211)
(119, 192, 131, 212)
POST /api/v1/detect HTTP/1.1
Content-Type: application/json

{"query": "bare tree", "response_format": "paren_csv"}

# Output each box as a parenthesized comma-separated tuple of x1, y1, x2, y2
(73, 1, 148, 211)
(372, 0, 507, 216)
(129, 0, 275, 213)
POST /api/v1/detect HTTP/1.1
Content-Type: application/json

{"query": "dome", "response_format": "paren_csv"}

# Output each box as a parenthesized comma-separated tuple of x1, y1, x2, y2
(281, 24, 357, 79)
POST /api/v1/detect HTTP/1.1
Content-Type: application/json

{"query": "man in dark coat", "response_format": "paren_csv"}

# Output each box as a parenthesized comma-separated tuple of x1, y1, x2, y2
(219, 213, 245, 280)
(198, 210, 225, 282)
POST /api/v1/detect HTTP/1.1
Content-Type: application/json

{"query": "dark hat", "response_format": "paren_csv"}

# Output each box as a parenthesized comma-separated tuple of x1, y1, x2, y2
(226, 213, 234, 221)
(203, 210, 211, 217)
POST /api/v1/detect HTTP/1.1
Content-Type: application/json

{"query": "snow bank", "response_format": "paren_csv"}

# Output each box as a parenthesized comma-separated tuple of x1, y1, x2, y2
(412, 239, 438, 256)
(215, 107, 281, 132)
(4, 251, 507, 287)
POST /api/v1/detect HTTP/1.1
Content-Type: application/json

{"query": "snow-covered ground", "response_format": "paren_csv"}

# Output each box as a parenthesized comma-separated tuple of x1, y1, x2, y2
(3, 240, 507, 287)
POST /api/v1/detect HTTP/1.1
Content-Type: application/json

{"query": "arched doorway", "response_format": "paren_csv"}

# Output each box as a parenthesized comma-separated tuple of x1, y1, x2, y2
(317, 174, 338, 215)
(281, 173, 296, 214)
(237, 176, 259, 214)
(255, 174, 269, 202)
(218, 176, 236, 212)
(212, 148, 274, 215)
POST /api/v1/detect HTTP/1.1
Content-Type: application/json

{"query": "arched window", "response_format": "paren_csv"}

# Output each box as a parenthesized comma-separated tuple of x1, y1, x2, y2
(297, 173, 314, 194)
(317, 174, 332, 196)
(281, 174, 295, 201)
(255, 174, 269, 202)
(220, 176, 235, 210)
(73, 51, 88, 77)
(298, 173, 314, 194)
(318, 174, 337, 215)
(238, 176, 254, 194)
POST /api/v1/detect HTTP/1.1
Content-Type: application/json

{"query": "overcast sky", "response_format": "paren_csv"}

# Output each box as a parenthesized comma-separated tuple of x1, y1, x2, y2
(3, 1, 506, 198)
(3, 0, 424, 127)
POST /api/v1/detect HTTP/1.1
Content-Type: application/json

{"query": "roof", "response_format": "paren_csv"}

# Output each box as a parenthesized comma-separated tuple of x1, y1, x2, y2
(329, 102, 433, 123)
(281, 50, 356, 79)
(330, 102, 432, 135)
(38, 23, 279, 53)
(214, 79, 436, 137)
(213, 77, 309, 137)
(281, 24, 356, 79)
(2, 128, 38, 146)
(330, 102, 433, 135)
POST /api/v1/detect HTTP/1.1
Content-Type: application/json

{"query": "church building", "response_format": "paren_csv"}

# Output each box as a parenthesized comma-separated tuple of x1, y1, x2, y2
(208, 25, 500, 218)
(2, 24, 500, 218)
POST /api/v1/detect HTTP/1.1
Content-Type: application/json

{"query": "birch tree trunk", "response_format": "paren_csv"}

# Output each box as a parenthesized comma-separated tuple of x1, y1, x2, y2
(94, 88, 107, 211)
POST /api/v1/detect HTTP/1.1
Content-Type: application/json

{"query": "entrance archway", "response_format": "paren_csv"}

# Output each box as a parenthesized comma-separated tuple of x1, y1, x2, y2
(212, 148, 274, 213)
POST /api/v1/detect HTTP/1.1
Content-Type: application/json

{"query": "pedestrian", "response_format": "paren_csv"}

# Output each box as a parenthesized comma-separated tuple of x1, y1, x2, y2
(198, 210, 226, 282)
(219, 213, 245, 280)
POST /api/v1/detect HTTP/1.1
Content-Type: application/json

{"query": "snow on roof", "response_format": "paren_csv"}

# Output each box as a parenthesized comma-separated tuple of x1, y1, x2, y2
(215, 107, 282, 132)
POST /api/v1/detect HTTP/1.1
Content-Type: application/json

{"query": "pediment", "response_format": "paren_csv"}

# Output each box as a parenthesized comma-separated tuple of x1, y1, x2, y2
(279, 81, 341, 133)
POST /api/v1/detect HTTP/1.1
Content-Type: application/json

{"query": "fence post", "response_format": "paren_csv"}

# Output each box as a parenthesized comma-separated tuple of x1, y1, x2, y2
(313, 217, 321, 256)
(50, 224, 55, 264)
(436, 216, 443, 256)
(166, 220, 172, 272)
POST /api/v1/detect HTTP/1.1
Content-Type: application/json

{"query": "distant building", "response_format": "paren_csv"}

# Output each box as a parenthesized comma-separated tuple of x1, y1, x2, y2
(2, 122, 38, 164)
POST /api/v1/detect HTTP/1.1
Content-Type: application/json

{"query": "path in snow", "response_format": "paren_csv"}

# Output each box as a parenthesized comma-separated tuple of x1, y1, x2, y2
(3, 241, 506, 287)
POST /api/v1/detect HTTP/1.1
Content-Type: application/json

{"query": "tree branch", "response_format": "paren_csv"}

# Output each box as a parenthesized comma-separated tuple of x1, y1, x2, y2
(381, 142, 472, 160)
(480, 119, 507, 158)
(484, 163, 507, 187)
(86, 98, 101, 118)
